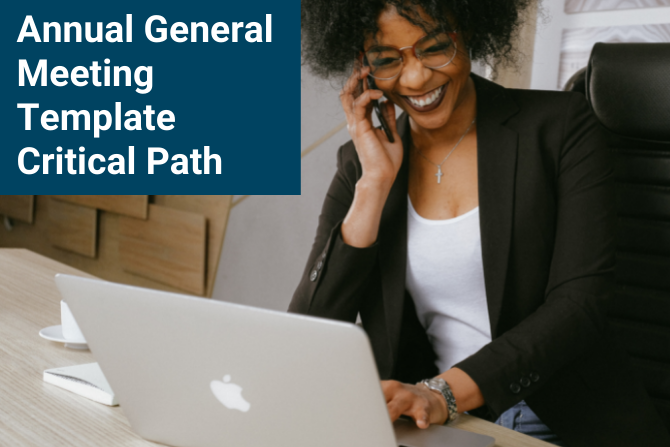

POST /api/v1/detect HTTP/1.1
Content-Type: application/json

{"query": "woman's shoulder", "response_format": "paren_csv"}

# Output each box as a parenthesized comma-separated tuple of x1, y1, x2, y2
(504, 86, 608, 176)
(501, 86, 601, 149)
(505, 89, 592, 125)
(474, 74, 594, 133)
(506, 87, 591, 120)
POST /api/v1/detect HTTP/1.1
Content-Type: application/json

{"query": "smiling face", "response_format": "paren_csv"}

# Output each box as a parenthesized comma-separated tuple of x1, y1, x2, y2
(364, 6, 474, 131)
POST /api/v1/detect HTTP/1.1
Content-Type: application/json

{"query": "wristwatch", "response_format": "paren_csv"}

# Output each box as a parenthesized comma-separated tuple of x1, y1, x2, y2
(419, 377, 459, 422)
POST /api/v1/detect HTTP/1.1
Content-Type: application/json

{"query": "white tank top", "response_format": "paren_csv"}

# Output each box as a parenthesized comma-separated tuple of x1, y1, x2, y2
(406, 197, 492, 372)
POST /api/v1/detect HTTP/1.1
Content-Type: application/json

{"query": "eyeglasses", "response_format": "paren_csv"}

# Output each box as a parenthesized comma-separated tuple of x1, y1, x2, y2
(364, 32, 458, 81)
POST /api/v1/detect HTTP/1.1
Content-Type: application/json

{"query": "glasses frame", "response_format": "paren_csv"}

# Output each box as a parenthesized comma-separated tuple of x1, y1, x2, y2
(364, 31, 459, 81)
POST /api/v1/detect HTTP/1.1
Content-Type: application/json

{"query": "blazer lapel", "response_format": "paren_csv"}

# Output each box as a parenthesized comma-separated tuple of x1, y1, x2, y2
(472, 75, 520, 337)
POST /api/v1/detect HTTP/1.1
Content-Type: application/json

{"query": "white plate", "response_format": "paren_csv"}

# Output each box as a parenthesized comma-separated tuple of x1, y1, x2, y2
(39, 325, 88, 350)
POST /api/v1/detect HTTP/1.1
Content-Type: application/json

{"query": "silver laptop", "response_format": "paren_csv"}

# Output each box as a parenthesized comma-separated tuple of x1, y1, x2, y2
(56, 274, 494, 447)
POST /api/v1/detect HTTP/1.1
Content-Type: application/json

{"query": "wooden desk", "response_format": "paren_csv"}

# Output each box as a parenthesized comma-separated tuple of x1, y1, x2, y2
(0, 249, 552, 447)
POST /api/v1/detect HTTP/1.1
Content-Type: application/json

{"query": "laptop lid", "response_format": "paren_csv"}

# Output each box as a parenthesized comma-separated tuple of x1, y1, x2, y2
(57, 274, 397, 447)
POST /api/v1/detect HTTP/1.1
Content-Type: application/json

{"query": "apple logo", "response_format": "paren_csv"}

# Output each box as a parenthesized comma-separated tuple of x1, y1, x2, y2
(210, 375, 251, 412)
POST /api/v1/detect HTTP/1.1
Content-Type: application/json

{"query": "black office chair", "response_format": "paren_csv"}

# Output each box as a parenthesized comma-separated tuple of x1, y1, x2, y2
(563, 66, 587, 94)
(570, 42, 670, 432)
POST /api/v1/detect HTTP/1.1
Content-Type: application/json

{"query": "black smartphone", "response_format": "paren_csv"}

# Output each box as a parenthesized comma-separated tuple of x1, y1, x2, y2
(366, 75, 395, 143)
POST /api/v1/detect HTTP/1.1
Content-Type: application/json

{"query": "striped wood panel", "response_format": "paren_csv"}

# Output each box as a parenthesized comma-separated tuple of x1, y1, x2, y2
(119, 205, 206, 295)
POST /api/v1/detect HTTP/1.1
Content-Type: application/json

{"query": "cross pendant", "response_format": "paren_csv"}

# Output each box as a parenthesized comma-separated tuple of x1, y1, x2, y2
(435, 166, 443, 184)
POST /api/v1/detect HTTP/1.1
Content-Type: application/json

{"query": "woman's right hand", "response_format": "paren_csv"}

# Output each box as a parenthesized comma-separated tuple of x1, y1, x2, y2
(340, 66, 403, 187)
(338, 66, 404, 248)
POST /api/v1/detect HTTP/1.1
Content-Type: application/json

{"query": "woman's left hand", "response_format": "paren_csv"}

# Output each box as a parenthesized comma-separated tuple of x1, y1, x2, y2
(381, 380, 448, 428)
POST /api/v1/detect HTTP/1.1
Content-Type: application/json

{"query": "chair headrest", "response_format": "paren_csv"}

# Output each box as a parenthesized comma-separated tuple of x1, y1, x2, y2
(564, 67, 586, 95)
(586, 42, 670, 143)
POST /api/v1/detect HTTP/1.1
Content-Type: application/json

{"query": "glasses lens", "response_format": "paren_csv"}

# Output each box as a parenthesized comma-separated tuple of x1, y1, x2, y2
(365, 47, 403, 79)
(416, 33, 456, 69)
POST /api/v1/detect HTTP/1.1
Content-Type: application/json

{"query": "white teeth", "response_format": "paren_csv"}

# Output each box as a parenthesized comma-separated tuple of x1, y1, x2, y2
(408, 86, 443, 108)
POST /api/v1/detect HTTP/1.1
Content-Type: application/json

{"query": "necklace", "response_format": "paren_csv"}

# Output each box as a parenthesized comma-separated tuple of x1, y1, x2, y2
(413, 119, 476, 184)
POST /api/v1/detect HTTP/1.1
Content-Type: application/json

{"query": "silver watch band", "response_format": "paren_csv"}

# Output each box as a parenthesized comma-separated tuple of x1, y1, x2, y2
(419, 377, 459, 422)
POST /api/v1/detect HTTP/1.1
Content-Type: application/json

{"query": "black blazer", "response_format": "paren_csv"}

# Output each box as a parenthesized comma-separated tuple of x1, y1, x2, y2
(289, 74, 670, 446)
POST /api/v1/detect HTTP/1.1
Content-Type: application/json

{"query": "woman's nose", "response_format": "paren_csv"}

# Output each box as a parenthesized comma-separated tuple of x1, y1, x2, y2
(397, 56, 432, 91)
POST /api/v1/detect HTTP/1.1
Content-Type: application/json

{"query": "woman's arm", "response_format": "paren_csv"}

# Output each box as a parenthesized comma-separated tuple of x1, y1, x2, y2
(288, 142, 379, 322)
(289, 66, 403, 321)
(382, 367, 483, 428)
(453, 93, 615, 417)
(339, 65, 404, 248)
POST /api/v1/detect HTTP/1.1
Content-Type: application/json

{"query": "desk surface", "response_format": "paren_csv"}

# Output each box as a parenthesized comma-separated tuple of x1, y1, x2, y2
(0, 249, 552, 447)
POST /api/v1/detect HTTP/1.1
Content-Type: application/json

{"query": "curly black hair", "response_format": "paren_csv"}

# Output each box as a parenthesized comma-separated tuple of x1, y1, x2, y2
(302, 0, 534, 79)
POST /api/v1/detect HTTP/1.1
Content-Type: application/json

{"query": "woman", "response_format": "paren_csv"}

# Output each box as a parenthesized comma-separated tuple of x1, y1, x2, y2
(290, 1, 670, 446)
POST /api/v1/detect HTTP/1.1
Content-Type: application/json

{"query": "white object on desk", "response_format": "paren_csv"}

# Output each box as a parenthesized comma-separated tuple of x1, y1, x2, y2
(39, 300, 89, 349)
(39, 325, 88, 349)
(43, 362, 118, 406)
(60, 300, 87, 343)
